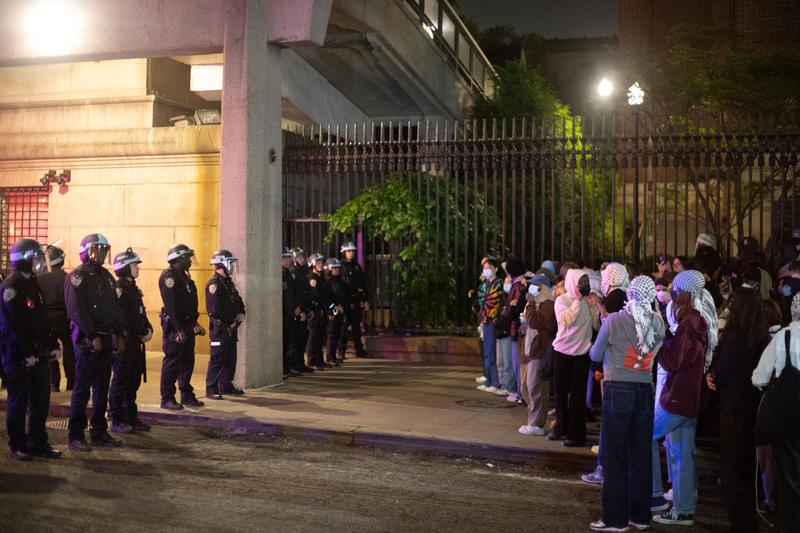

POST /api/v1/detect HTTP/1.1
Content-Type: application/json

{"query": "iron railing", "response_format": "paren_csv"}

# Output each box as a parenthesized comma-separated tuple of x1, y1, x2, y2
(283, 114, 800, 330)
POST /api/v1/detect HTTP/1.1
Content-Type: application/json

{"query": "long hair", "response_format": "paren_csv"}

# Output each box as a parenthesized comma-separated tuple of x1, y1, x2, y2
(724, 287, 771, 358)
(673, 291, 695, 324)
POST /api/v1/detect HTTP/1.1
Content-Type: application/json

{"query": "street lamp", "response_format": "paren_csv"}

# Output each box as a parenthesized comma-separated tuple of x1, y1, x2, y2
(597, 77, 613, 98)
(23, 1, 83, 56)
(628, 82, 645, 262)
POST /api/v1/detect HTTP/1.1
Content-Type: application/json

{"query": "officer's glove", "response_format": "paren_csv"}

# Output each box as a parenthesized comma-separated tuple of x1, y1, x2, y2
(141, 329, 153, 343)
(50, 349, 62, 361)
(91, 337, 103, 353)
(24, 355, 38, 368)
(193, 324, 206, 336)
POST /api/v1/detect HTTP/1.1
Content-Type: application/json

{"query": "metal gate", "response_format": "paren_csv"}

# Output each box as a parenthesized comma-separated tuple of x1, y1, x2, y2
(283, 114, 800, 330)
(0, 186, 49, 273)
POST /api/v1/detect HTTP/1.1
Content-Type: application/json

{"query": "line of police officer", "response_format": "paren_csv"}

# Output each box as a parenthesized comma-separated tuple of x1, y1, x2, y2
(282, 241, 369, 378)
(0, 234, 245, 460)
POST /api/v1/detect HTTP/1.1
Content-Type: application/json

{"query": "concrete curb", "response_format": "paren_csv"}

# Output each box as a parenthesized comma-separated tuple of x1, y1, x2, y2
(1, 398, 596, 472)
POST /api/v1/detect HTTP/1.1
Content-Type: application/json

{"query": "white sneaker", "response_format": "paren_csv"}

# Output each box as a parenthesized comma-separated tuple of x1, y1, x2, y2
(518, 425, 546, 436)
(494, 389, 510, 396)
(664, 489, 672, 502)
(476, 384, 489, 392)
(589, 519, 629, 532)
(506, 393, 520, 403)
(475, 376, 487, 384)
(485, 386, 498, 393)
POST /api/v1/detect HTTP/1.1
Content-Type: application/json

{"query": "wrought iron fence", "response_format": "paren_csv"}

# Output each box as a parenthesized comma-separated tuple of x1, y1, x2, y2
(283, 114, 800, 331)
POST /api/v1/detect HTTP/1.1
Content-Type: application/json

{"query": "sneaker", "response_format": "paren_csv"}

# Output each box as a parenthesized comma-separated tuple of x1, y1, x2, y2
(650, 496, 670, 513)
(90, 432, 123, 447)
(110, 422, 133, 434)
(652, 511, 693, 526)
(475, 376, 487, 384)
(589, 519, 629, 532)
(546, 431, 566, 441)
(518, 425, 546, 436)
(581, 465, 604, 485)
(506, 393, 521, 403)
(664, 489, 673, 502)
(494, 389, 510, 396)
(476, 384, 490, 392)
(627, 521, 650, 531)
(484, 386, 498, 393)
(68, 439, 92, 452)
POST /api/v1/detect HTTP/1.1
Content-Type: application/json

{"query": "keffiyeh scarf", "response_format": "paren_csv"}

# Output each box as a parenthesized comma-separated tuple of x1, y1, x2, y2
(624, 275, 660, 355)
(673, 270, 718, 371)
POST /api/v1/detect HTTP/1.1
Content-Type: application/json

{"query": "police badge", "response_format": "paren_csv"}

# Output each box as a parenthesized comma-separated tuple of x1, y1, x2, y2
(165, 277, 175, 289)
(3, 287, 16, 303)
(208, 283, 217, 295)
(71, 275, 83, 288)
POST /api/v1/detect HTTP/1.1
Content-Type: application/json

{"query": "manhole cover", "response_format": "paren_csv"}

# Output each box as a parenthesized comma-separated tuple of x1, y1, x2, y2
(45, 419, 69, 430)
(455, 399, 516, 409)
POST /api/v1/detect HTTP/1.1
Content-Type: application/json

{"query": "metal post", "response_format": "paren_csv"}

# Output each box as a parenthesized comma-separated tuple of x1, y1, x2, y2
(633, 111, 640, 263)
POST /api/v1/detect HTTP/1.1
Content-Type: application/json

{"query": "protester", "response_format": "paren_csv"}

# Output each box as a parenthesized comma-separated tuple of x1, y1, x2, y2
(550, 269, 600, 447)
(589, 276, 665, 532)
(752, 292, 800, 533)
(707, 288, 770, 532)
(476, 258, 503, 393)
(496, 258, 526, 401)
(651, 270, 714, 526)
(519, 274, 557, 436)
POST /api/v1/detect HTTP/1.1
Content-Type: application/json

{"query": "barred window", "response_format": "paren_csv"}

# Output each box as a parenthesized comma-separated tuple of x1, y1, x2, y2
(0, 187, 49, 273)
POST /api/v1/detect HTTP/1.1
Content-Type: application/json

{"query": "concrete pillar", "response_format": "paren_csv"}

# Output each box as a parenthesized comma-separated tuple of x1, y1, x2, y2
(219, 0, 283, 388)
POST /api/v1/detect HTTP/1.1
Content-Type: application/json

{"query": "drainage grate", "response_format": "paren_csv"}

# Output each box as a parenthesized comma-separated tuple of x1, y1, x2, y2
(455, 399, 516, 409)
(45, 419, 69, 430)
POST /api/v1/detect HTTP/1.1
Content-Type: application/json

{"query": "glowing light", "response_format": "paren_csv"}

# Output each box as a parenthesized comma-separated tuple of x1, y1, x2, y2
(628, 82, 645, 106)
(23, 1, 84, 56)
(597, 77, 613, 98)
(190, 65, 224, 92)
(422, 23, 435, 40)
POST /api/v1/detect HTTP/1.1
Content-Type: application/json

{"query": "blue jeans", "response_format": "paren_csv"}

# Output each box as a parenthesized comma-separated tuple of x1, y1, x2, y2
(497, 336, 519, 394)
(481, 323, 500, 388)
(601, 381, 654, 527)
(652, 403, 698, 515)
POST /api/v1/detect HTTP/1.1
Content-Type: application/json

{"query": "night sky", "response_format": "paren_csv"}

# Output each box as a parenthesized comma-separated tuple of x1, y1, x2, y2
(457, 0, 619, 38)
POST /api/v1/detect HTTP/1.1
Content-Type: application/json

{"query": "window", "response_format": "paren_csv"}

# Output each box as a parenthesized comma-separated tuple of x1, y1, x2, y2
(0, 187, 49, 272)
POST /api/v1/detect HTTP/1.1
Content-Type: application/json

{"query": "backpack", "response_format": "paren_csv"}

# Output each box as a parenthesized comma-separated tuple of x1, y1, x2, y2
(755, 330, 800, 446)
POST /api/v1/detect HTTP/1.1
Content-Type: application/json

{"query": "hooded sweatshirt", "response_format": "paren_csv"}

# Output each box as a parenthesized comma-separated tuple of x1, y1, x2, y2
(553, 269, 600, 355)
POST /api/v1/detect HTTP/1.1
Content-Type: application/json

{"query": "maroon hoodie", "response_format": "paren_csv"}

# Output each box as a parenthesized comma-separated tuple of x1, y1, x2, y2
(657, 310, 708, 418)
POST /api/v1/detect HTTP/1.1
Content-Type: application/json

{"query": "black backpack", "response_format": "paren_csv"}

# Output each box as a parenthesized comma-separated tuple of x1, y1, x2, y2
(755, 330, 800, 446)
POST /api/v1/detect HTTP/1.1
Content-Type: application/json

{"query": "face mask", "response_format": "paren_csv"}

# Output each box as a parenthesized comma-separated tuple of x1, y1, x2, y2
(656, 289, 670, 304)
(528, 285, 540, 296)
(482, 268, 493, 279)
(503, 283, 512, 293)
(579, 285, 591, 297)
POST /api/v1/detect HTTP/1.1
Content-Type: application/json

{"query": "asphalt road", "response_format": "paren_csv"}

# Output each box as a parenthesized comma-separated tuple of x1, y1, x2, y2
(0, 418, 741, 532)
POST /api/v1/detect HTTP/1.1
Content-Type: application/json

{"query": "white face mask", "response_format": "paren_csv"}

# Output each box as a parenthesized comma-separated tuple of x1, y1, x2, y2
(656, 289, 670, 304)
(503, 283, 512, 293)
(528, 284, 540, 296)
(482, 268, 494, 279)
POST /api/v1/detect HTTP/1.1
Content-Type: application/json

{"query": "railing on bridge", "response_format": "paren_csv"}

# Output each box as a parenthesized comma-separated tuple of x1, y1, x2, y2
(401, 0, 496, 98)
(283, 114, 800, 331)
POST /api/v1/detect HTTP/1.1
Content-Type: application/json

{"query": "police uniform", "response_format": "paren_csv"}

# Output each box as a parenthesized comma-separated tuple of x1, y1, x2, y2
(108, 276, 151, 428)
(288, 264, 313, 371)
(65, 262, 124, 444)
(339, 258, 368, 358)
(159, 265, 202, 405)
(282, 263, 300, 376)
(0, 272, 58, 456)
(306, 266, 333, 368)
(325, 268, 349, 364)
(38, 266, 75, 391)
(205, 272, 245, 396)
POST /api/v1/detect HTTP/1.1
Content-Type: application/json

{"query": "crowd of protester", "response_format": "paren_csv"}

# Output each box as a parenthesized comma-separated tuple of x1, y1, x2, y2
(472, 231, 800, 532)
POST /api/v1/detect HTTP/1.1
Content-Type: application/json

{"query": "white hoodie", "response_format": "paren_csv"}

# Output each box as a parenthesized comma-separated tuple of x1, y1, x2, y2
(553, 269, 600, 355)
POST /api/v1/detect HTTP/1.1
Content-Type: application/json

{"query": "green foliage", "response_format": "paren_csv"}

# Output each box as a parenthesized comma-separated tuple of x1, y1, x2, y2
(470, 61, 567, 121)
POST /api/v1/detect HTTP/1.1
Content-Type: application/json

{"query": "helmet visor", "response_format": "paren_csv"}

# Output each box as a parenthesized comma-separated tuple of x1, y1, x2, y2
(89, 243, 110, 265)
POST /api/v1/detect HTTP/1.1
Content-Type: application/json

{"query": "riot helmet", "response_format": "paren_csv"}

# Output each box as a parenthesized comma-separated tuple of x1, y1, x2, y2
(113, 247, 143, 278)
(210, 249, 238, 275)
(9, 238, 43, 273)
(79, 233, 110, 265)
(167, 243, 194, 270)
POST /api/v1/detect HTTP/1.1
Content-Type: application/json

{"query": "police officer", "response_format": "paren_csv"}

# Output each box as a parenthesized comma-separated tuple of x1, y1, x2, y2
(108, 248, 153, 433)
(282, 247, 301, 379)
(159, 244, 206, 410)
(65, 233, 125, 451)
(325, 258, 348, 366)
(289, 247, 314, 373)
(36, 245, 75, 392)
(0, 239, 62, 460)
(205, 250, 245, 400)
(339, 242, 370, 358)
(306, 253, 331, 370)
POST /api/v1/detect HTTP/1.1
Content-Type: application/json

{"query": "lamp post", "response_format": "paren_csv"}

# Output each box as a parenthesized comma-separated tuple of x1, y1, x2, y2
(627, 82, 645, 262)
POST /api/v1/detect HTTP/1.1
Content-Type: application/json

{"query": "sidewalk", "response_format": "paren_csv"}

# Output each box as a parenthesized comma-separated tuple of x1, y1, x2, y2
(20, 354, 599, 469)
